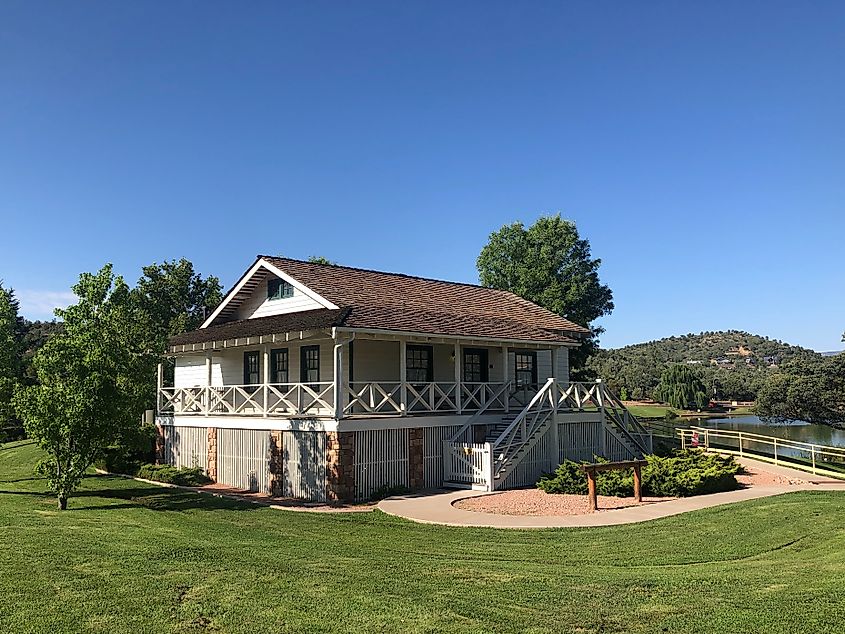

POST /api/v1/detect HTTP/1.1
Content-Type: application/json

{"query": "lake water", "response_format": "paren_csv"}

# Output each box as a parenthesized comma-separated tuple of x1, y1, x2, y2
(692, 415, 845, 448)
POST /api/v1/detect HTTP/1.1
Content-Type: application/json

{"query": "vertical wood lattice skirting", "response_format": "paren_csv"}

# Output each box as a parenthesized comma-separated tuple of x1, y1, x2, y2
(206, 427, 218, 481)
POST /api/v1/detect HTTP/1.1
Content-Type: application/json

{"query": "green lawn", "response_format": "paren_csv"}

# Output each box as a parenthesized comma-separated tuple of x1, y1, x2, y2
(2, 441, 845, 633)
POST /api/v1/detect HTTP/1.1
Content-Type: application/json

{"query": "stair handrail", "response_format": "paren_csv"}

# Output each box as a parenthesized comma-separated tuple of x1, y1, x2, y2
(491, 378, 556, 451)
(447, 380, 514, 443)
(487, 378, 557, 483)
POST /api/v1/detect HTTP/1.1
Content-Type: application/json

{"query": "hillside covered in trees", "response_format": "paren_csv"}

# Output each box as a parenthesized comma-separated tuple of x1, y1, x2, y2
(587, 330, 821, 402)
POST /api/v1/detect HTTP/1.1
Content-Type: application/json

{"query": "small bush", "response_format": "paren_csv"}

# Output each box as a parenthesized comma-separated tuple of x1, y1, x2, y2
(368, 484, 412, 501)
(537, 450, 740, 498)
(137, 463, 212, 487)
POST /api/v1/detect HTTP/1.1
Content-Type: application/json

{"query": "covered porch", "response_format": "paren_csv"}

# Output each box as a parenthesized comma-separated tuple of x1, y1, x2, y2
(158, 328, 570, 420)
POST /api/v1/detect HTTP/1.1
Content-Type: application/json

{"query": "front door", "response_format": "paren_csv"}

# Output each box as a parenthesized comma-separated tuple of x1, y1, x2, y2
(463, 348, 489, 383)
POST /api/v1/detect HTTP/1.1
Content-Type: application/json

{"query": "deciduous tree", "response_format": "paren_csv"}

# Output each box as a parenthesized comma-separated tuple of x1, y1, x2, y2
(14, 266, 155, 509)
(476, 215, 613, 376)
(0, 285, 25, 441)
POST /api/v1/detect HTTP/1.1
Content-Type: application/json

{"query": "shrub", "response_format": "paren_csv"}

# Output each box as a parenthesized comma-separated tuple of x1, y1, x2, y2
(94, 423, 157, 476)
(137, 463, 211, 487)
(537, 450, 740, 498)
(368, 484, 412, 501)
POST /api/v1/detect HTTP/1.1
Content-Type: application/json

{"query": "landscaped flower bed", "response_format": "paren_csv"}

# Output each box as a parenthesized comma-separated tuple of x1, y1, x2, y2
(537, 450, 741, 498)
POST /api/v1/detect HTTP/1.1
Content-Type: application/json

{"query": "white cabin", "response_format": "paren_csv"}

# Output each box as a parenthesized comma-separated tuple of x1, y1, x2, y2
(156, 256, 650, 501)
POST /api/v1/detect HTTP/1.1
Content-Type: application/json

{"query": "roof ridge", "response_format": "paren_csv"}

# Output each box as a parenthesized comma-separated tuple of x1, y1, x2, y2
(259, 255, 512, 294)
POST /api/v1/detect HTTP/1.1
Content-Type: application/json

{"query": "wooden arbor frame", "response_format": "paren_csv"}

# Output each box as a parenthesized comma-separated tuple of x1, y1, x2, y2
(581, 459, 648, 512)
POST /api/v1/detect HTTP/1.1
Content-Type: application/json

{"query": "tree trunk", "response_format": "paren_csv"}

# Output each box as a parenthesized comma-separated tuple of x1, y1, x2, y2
(58, 495, 67, 510)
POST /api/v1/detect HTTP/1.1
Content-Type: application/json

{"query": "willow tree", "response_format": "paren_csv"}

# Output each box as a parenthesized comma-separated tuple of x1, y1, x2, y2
(653, 364, 708, 410)
(476, 215, 613, 376)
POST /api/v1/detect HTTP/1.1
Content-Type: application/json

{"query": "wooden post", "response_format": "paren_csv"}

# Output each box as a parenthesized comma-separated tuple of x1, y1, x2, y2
(399, 339, 407, 416)
(262, 345, 270, 417)
(206, 353, 213, 417)
(156, 362, 163, 413)
(633, 464, 642, 503)
(774, 437, 779, 465)
(333, 340, 344, 420)
(587, 468, 597, 512)
(812, 446, 817, 474)
(454, 341, 462, 414)
(501, 345, 509, 414)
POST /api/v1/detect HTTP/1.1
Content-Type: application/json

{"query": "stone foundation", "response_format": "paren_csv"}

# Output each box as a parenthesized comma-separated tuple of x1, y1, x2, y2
(154, 424, 165, 465)
(206, 427, 218, 480)
(409, 428, 424, 489)
(326, 431, 355, 501)
(268, 430, 285, 496)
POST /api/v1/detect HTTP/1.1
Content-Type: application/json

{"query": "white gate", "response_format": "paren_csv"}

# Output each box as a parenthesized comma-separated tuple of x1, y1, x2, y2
(442, 442, 492, 490)
(217, 428, 271, 493)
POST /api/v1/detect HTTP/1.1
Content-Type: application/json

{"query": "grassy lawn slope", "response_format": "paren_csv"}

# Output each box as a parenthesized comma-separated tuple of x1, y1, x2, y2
(1, 440, 844, 633)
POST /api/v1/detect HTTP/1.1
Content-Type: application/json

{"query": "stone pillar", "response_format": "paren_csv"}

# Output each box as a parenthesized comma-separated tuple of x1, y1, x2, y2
(155, 424, 165, 465)
(206, 427, 218, 481)
(326, 431, 355, 502)
(409, 428, 424, 489)
(269, 430, 285, 496)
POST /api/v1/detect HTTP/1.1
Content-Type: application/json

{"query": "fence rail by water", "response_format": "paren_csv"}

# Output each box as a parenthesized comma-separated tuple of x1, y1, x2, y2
(678, 426, 845, 479)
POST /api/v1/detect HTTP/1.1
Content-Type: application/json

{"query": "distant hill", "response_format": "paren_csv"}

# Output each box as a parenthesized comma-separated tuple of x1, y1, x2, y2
(587, 330, 820, 402)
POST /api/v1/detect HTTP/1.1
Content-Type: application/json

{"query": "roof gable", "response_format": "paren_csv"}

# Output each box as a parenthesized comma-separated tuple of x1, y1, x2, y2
(201, 258, 338, 327)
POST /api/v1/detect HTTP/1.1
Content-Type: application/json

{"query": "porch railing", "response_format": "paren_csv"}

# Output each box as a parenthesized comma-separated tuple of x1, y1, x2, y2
(158, 383, 335, 418)
(159, 380, 515, 418)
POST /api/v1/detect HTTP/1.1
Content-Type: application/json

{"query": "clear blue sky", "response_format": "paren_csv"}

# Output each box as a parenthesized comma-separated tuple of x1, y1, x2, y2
(1, 2, 843, 351)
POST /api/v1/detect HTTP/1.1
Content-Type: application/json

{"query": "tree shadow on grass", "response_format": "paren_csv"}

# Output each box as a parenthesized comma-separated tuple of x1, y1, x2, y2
(70, 483, 261, 513)
(0, 489, 53, 498)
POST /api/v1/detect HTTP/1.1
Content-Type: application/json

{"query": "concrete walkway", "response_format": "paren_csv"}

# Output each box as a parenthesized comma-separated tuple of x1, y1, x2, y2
(378, 457, 845, 529)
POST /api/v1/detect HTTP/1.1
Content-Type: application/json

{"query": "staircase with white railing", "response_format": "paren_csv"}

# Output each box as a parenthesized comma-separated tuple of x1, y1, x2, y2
(442, 379, 653, 491)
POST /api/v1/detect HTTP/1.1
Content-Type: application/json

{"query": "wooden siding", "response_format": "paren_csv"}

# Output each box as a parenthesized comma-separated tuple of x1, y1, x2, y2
(216, 428, 272, 493)
(422, 424, 464, 488)
(353, 429, 409, 501)
(234, 275, 324, 321)
(162, 426, 207, 470)
(174, 341, 566, 388)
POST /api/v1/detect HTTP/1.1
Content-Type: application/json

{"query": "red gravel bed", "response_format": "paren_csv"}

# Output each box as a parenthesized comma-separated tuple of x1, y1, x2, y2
(452, 463, 807, 517)
(452, 488, 672, 516)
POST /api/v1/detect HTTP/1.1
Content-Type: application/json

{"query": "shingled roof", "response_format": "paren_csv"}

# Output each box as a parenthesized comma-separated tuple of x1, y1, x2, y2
(171, 256, 589, 348)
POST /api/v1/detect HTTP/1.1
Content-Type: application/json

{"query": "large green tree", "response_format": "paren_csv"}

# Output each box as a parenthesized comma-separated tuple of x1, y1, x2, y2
(14, 266, 156, 509)
(0, 285, 26, 441)
(756, 355, 845, 429)
(653, 364, 709, 410)
(134, 258, 223, 347)
(476, 215, 613, 376)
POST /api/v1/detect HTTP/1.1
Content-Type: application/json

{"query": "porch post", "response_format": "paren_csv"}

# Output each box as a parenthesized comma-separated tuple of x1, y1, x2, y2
(333, 338, 344, 420)
(156, 362, 163, 413)
(501, 345, 509, 414)
(262, 345, 270, 417)
(205, 352, 213, 417)
(399, 339, 407, 416)
(454, 341, 462, 414)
